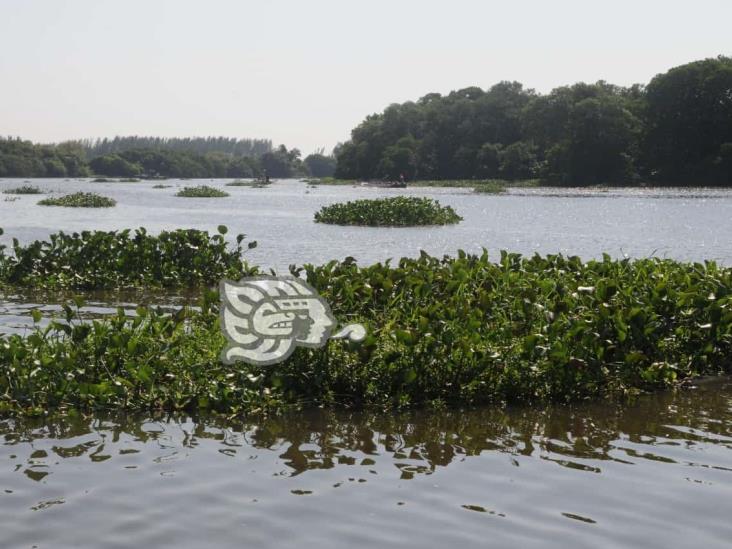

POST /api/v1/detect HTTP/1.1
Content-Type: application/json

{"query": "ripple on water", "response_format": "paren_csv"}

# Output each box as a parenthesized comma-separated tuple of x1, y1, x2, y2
(1, 380, 732, 548)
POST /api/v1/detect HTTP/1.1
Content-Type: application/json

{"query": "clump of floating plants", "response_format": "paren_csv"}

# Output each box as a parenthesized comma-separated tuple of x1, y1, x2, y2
(0, 225, 256, 289)
(38, 192, 116, 208)
(92, 177, 140, 183)
(1, 250, 732, 417)
(314, 196, 462, 226)
(301, 177, 352, 185)
(176, 185, 229, 198)
(3, 185, 43, 195)
(152, 184, 172, 189)
(473, 181, 506, 194)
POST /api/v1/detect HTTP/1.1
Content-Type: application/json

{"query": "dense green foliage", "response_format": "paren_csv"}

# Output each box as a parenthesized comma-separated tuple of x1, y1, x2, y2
(473, 182, 506, 193)
(37, 192, 116, 208)
(335, 56, 732, 185)
(175, 185, 229, 198)
(0, 139, 90, 178)
(0, 227, 255, 289)
(70, 136, 273, 158)
(2, 185, 42, 194)
(314, 197, 463, 226)
(0, 138, 309, 179)
(303, 152, 337, 177)
(1, 250, 731, 416)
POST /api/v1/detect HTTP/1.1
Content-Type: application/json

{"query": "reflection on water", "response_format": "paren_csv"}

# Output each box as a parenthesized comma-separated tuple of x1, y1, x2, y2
(2, 379, 731, 548)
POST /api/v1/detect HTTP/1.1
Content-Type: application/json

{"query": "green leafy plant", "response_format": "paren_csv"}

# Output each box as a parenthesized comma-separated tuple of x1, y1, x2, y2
(314, 197, 462, 226)
(2, 250, 732, 417)
(38, 192, 116, 208)
(3, 185, 43, 195)
(176, 185, 229, 198)
(0, 226, 256, 289)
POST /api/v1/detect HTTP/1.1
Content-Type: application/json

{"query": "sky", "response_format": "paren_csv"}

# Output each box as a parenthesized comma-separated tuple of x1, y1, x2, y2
(1, 0, 730, 155)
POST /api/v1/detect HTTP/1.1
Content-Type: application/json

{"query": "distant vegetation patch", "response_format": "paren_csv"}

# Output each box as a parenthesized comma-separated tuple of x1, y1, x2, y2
(38, 192, 116, 208)
(314, 196, 462, 226)
(473, 181, 506, 194)
(302, 177, 353, 185)
(152, 184, 172, 189)
(0, 225, 255, 289)
(176, 185, 229, 198)
(3, 185, 42, 195)
(226, 179, 271, 188)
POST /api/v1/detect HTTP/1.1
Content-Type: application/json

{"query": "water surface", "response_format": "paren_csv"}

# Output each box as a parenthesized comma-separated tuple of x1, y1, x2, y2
(2, 178, 732, 270)
(2, 379, 731, 548)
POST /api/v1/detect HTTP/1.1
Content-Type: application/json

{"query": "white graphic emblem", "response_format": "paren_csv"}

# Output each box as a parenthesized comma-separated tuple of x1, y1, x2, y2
(220, 276, 366, 366)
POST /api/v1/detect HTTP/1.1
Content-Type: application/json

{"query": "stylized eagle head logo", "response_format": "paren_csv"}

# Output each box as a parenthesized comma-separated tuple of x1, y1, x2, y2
(220, 276, 365, 366)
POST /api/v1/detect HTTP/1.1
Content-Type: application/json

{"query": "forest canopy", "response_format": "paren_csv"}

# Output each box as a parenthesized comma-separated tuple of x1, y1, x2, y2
(335, 56, 732, 185)
(0, 138, 332, 179)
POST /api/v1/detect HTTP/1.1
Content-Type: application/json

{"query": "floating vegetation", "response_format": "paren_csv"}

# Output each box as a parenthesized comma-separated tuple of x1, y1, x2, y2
(409, 179, 539, 188)
(0, 226, 256, 289)
(152, 184, 172, 189)
(1, 250, 732, 417)
(473, 182, 506, 194)
(3, 185, 42, 195)
(302, 177, 353, 185)
(37, 192, 116, 208)
(176, 185, 229, 198)
(92, 177, 140, 183)
(226, 179, 271, 188)
(314, 197, 462, 226)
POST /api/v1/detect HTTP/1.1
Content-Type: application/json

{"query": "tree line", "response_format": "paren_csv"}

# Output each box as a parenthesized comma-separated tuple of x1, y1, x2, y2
(335, 56, 732, 185)
(0, 139, 336, 179)
(73, 136, 273, 158)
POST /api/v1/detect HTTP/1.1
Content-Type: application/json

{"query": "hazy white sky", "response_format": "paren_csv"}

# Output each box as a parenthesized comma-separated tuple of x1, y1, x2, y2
(1, 0, 730, 154)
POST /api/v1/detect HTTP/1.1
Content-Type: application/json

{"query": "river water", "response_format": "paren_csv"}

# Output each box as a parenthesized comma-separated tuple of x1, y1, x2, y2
(2, 179, 732, 547)
(2, 378, 731, 548)
(2, 178, 732, 270)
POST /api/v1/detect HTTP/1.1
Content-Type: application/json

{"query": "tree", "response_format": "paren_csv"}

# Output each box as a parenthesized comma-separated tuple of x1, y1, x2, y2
(642, 56, 732, 184)
(304, 153, 336, 177)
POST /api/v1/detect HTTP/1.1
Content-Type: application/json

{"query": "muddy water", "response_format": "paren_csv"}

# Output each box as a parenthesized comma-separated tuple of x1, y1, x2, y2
(2, 379, 731, 548)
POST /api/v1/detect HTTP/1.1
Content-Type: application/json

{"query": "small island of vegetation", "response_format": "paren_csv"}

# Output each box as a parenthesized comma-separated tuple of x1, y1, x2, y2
(175, 185, 229, 198)
(37, 192, 116, 208)
(2, 185, 42, 195)
(314, 196, 463, 226)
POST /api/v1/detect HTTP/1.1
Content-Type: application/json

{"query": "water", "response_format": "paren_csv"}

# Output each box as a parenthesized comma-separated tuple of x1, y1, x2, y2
(3, 179, 732, 547)
(2, 379, 731, 548)
(2, 178, 732, 271)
